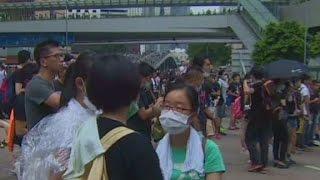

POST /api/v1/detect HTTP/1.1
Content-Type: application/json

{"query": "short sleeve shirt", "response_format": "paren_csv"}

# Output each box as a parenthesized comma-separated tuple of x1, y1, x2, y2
(25, 75, 56, 130)
(171, 139, 226, 180)
(127, 88, 155, 139)
(97, 117, 163, 180)
(300, 83, 310, 116)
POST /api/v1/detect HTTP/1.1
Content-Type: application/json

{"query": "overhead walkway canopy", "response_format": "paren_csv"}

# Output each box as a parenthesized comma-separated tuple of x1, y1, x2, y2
(0, 0, 291, 11)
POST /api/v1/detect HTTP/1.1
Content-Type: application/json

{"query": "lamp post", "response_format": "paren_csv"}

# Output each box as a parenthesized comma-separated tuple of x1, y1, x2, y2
(303, 2, 309, 65)
(65, 0, 69, 52)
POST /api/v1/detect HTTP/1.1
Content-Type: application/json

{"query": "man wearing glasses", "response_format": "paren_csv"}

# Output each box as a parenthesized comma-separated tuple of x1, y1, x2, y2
(25, 40, 64, 130)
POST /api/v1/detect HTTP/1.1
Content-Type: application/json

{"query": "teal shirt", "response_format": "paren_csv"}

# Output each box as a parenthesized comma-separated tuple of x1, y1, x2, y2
(171, 140, 226, 180)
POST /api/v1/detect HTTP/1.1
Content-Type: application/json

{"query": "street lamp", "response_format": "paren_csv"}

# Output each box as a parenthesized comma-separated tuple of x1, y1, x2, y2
(65, 0, 69, 52)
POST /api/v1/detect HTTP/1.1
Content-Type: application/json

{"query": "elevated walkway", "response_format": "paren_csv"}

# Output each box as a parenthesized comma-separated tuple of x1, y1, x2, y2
(0, 15, 258, 51)
(0, 0, 290, 11)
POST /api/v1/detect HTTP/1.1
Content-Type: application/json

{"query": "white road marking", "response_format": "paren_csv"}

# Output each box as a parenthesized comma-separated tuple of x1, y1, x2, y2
(305, 165, 320, 171)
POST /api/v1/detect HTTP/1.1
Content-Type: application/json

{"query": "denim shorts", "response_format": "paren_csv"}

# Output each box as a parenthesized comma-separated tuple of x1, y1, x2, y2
(287, 116, 298, 129)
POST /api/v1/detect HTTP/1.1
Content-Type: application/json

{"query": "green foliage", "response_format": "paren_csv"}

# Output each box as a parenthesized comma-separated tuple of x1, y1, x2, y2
(187, 43, 231, 66)
(311, 32, 320, 58)
(252, 21, 306, 65)
(205, 10, 212, 15)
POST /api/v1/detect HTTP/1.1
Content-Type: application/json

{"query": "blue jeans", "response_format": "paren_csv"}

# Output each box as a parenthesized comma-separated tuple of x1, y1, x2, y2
(307, 113, 319, 144)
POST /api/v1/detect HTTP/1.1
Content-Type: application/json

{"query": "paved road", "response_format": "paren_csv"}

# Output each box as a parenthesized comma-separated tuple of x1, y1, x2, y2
(1, 124, 320, 180)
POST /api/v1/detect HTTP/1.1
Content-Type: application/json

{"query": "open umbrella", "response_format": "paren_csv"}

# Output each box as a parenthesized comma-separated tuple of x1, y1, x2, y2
(264, 59, 309, 79)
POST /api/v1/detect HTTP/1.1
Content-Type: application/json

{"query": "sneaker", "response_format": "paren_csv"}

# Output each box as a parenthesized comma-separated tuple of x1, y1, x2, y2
(248, 165, 263, 172)
(287, 159, 296, 165)
(0, 140, 7, 148)
(313, 140, 320, 146)
(229, 127, 237, 130)
(214, 134, 222, 140)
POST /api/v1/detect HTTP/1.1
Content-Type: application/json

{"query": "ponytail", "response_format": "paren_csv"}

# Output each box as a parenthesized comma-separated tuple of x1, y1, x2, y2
(60, 63, 77, 107)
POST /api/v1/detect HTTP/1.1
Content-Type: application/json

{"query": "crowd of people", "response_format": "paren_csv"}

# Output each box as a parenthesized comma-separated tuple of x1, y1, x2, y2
(0, 39, 319, 180)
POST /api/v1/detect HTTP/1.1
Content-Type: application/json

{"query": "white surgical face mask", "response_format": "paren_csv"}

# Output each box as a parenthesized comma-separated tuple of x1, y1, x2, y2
(159, 110, 190, 135)
(203, 72, 210, 78)
(81, 78, 99, 113)
(83, 96, 99, 113)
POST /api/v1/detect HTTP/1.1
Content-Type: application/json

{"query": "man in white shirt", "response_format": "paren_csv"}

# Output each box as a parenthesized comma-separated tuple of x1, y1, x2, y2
(296, 78, 311, 149)
(218, 70, 229, 103)
(0, 64, 6, 87)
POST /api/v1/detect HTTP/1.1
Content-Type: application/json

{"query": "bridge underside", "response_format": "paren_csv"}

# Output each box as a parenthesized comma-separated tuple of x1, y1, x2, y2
(73, 31, 236, 43)
(0, 15, 257, 50)
(0, 0, 290, 11)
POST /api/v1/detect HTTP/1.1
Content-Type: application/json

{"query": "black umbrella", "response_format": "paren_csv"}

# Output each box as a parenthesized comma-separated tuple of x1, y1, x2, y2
(264, 59, 309, 79)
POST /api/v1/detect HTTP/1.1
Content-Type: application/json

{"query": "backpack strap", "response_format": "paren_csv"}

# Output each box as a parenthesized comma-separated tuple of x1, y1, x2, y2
(85, 126, 135, 180)
(100, 126, 135, 150)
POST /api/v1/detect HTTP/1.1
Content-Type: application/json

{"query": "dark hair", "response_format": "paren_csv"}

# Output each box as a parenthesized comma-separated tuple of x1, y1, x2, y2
(301, 74, 311, 83)
(232, 73, 240, 80)
(165, 82, 199, 112)
(64, 53, 74, 62)
(250, 66, 264, 80)
(138, 62, 155, 78)
(218, 69, 225, 76)
(87, 54, 141, 112)
(20, 63, 39, 81)
(34, 40, 60, 66)
(60, 51, 96, 106)
(192, 56, 210, 69)
(17, 50, 31, 64)
(21, 63, 39, 73)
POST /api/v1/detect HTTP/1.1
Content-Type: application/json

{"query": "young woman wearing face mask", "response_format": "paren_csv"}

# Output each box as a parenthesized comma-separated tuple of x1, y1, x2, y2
(19, 51, 97, 180)
(156, 83, 226, 180)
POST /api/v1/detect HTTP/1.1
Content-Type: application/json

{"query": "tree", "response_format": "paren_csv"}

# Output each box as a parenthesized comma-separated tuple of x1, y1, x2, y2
(205, 9, 212, 15)
(222, 8, 226, 14)
(311, 32, 320, 58)
(187, 43, 232, 66)
(252, 21, 306, 65)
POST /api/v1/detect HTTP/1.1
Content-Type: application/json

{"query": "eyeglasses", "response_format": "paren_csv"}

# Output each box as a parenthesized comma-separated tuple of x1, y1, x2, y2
(163, 105, 192, 114)
(42, 53, 65, 59)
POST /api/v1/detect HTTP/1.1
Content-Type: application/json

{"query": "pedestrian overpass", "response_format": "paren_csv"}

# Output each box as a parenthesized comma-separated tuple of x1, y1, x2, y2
(0, 0, 290, 11)
(0, 14, 257, 51)
(0, 0, 286, 73)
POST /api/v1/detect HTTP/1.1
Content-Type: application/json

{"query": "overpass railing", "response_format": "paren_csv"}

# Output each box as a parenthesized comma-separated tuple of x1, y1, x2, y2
(238, 0, 279, 39)
(0, 0, 290, 11)
(0, 8, 236, 22)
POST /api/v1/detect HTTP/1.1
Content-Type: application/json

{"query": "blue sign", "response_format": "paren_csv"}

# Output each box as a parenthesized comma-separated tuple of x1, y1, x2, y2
(0, 33, 75, 47)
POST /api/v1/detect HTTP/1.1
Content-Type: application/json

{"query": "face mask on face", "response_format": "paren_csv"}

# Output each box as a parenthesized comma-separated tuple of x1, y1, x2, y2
(203, 72, 210, 78)
(145, 82, 152, 90)
(80, 79, 99, 112)
(159, 110, 190, 135)
(195, 86, 202, 93)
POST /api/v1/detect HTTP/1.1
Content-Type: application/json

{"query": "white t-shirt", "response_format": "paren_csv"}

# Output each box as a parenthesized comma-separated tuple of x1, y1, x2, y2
(0, 70, 6, 86)
(300, 83, 310, 116)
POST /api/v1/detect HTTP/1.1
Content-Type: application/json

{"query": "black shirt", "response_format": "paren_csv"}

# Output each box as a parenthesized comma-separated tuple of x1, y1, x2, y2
(248, 82, 271, 129)
(127, 88, 155, 139)
(53, 79, 64, 92)
(97, 117, 163, 180)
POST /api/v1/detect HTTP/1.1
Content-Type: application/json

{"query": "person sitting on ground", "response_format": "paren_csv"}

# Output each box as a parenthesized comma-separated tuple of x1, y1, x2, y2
(156, 83, 225, 180)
